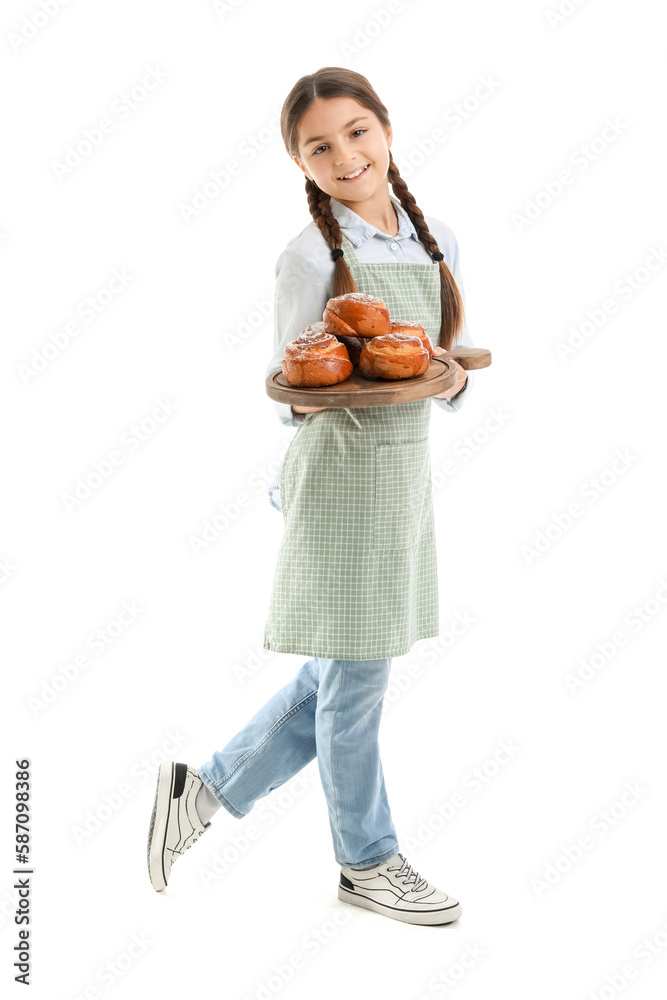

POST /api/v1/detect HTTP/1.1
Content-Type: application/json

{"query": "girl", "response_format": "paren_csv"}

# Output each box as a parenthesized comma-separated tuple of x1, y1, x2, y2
(148, 67, 476, 926)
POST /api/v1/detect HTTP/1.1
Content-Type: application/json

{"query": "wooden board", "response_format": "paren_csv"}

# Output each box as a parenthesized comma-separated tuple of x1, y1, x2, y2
(265, 347, 492, 409)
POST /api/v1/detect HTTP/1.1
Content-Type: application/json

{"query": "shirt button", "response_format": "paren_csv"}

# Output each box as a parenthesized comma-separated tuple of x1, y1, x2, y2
(390, 242, 398, 249)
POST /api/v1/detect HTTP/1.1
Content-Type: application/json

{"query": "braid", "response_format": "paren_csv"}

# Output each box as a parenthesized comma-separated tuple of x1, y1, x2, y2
(305, 178, 357, 296)
(388, 152, 465, 351)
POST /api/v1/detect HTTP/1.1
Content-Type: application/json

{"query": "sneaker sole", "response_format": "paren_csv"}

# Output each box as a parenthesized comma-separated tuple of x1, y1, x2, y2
(147, 762, 179, 892)
(337, 885, 462, 925)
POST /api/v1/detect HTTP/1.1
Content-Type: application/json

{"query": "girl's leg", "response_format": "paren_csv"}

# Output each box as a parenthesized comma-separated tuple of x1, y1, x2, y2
(197, 655, 399, 870)
(315, 658, 399, 869)
(149, 657, 322, 892)
(198, 658, 320, 817)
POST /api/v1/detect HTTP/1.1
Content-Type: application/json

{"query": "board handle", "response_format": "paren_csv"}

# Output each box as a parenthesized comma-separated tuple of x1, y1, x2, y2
(439, 347, 492, 370)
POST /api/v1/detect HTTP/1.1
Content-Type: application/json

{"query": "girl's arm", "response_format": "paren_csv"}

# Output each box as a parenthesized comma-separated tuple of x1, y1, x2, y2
(266, 248, 329, 427)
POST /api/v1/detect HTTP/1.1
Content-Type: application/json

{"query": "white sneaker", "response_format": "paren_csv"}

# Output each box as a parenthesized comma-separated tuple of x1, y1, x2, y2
(147, 763, 210, 891)
(338, 852, 462, 925)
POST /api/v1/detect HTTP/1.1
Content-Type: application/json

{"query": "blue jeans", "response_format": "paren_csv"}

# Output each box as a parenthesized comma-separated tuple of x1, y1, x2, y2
(198, 657, 399, 869)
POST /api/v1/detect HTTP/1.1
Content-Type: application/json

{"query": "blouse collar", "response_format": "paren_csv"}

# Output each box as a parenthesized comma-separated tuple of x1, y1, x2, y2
(329, 194, 418, 248)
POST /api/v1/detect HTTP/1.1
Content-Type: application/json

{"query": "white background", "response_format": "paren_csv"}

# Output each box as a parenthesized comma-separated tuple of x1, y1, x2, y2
(2, 1, 666, 998)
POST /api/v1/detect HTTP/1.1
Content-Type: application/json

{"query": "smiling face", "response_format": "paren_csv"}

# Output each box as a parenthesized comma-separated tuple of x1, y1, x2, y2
(294, 96, 393, 206)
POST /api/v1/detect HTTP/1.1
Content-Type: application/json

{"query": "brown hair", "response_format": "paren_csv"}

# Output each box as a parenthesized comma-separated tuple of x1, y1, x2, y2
(280, 66, 465, 351)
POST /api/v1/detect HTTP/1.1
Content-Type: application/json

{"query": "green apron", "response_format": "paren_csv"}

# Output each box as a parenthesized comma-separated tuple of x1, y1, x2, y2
(263, 233, 442, 660)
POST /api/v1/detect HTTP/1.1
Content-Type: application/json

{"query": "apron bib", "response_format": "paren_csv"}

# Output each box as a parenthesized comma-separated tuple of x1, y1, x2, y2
(263, 233, 442, 660)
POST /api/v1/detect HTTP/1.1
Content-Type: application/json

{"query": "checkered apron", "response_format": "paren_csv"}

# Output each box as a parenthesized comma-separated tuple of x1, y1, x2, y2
(263, 233, 442, 660)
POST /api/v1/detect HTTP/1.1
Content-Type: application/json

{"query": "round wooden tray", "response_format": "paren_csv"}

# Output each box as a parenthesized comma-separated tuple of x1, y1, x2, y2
(265, 347, 491, 408)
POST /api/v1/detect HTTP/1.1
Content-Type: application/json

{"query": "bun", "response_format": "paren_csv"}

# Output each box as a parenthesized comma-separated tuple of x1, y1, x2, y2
(323, 293, 391, 339)
(281, 322, 352, 387)
(390, 320, 433, 357)
(358, 332, 430, 380)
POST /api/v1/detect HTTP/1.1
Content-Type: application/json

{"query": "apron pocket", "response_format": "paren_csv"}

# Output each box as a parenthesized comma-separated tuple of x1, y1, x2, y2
(373, 439, 430, 549)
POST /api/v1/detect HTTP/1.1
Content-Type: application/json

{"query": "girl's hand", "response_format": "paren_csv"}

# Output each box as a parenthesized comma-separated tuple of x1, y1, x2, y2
(431, 346, 467, 399)
(291, 404, 327, 413)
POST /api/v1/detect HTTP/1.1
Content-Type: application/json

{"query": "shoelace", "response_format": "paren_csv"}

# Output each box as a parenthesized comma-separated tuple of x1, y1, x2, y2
(386, 854, 428, 893)
(175, 773, 208, 855)
(175, 824, 207, 856)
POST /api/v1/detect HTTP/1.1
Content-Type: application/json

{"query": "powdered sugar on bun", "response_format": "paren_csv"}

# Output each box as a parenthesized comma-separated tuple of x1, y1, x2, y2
(285, 335, 340, 357)
(295, 322, 330, 344)
(329, 292, 386, 306)
(373, 332, 423, 350)
(391, 319, 424, 331)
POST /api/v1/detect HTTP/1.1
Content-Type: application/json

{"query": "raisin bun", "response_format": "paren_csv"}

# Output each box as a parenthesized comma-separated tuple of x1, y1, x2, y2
(358, 332, 430, 380)
(390, 319, 434, 358)
(281, 322, 352, 387)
